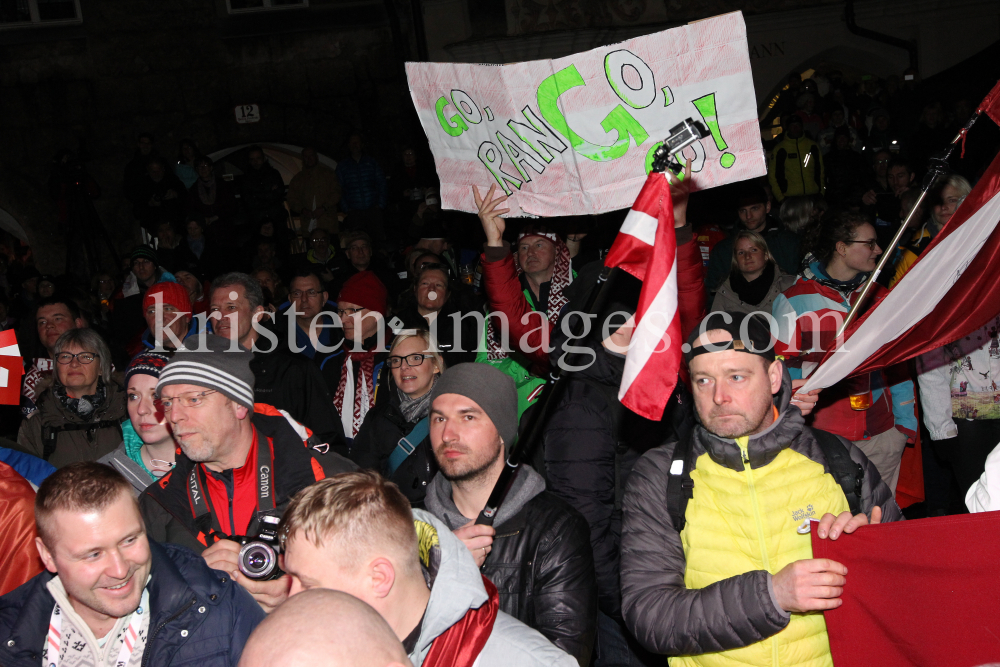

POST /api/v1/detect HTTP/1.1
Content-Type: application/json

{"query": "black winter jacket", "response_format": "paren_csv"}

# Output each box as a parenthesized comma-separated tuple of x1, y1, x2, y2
(543, 337, 679, 620)
(393, 297, 482, 368)
(350, 384, 437, 508)
(0, 541, 265, 667)
(249, 336, 345, 454)
(140, 408, 357, 554)
(425, 467, 598, 666)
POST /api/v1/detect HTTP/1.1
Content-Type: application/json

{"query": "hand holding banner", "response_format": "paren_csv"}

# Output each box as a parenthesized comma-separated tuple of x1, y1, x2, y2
(406, 12, 765, 217)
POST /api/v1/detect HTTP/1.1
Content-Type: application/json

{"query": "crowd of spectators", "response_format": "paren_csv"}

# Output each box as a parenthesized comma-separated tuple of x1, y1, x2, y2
(0, 66, 998, 667)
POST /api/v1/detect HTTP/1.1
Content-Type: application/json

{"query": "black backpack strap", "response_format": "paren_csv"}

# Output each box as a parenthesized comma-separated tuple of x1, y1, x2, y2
(41, 417, 126, 461)
(810, 427, 864, 516)
(665, 437, 697, 532)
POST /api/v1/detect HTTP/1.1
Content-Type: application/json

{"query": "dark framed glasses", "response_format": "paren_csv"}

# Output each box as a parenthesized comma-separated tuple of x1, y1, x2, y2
(386, 354, 431, 369)
(55, 352, 98, 365)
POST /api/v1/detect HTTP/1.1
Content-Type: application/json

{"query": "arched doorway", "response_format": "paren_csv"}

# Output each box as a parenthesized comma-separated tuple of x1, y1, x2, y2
(0, 209, 28, 244)
(206, 143, 337, 185)
(757, 45, 898, 140)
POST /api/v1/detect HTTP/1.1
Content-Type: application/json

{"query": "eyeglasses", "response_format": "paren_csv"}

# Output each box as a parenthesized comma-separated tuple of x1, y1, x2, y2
(55, 352, 98, 365)
(156, 390, 217, 411)
(337, 307, 365, 317)
(386, 354, 431, 369)
(290, 289, 323, 299)
(844, 239, 879, 250)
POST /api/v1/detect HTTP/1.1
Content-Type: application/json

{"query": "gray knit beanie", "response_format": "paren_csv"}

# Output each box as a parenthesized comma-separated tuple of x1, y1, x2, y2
(156, 334, 255, 410)
(430, 363, 519, 447)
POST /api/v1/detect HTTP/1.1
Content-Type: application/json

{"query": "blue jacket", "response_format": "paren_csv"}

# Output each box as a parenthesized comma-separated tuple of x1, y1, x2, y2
(0, 540, 265, 667)
(0, 447, 54, 486)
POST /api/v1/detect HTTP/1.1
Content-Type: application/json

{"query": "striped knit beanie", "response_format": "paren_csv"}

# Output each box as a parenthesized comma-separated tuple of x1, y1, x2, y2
(156, 334, 255, 410)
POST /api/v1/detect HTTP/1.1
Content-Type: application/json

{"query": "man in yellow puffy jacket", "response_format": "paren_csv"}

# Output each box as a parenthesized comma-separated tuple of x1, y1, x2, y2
(620, 312, 901, 667)
(769, 115, 825, 201)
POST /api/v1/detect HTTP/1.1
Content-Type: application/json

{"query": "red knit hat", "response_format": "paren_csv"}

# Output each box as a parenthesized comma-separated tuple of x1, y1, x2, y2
(338, 271, 387, 316)
(143, 281, 192, 313)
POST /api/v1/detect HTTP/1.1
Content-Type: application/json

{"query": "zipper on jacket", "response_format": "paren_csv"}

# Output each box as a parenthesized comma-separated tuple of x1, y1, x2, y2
(141, 596, 197, 667)
(736, 436, 780, 667)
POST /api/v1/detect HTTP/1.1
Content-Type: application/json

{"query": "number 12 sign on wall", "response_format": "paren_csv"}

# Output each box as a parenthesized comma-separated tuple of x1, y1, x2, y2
(235, 104, 260, 124)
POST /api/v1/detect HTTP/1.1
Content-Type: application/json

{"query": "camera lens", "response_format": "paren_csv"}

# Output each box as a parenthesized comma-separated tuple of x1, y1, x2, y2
(238, 541, 276, 579)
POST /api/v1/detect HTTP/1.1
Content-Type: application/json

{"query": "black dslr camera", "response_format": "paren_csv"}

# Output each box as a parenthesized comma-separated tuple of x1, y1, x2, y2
(226, 514, 283, 581)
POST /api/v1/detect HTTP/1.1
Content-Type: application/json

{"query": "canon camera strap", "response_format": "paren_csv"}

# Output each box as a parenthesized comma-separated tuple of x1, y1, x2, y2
(187, 430, 276, 544)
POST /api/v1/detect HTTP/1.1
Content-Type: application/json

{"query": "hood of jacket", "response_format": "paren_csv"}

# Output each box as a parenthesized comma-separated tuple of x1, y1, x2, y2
(424, 464, 546, 532)
(409, 508, 492, 665)
(692, 364, 809, 472)
(802, 259, 868, 298)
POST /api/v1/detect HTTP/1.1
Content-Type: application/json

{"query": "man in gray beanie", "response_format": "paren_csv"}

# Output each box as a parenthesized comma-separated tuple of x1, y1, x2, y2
(423, 363, 598, 664)
(140, 334, 356, 614)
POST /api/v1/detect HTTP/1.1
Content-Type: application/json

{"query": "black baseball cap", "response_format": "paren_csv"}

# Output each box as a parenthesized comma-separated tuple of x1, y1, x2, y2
(683, 311, 776, 364)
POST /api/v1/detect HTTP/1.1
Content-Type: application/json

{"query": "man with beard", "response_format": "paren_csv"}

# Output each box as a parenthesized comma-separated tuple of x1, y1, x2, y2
(423, 363, 597, 665)
(620, 312, 901, 666)
(138, 335, 356, 612)
(0, 462, 264, 667)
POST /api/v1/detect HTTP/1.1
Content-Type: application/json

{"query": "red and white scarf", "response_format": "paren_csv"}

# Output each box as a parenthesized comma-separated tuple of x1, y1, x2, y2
(486, 231, 573, 362)
(333, 348, 377, 438)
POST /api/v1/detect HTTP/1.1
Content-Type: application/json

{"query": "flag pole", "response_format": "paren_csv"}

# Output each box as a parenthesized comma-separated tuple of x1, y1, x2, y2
(473, 265, 617, 526)
(835, 110, 983, 339)
(473, 119, 710, 528)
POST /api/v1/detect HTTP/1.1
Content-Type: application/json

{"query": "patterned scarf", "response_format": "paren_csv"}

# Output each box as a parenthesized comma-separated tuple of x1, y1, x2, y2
(55, 378, 107, 419)
(333, 349, 377, 438)
(486, 232, 573, 362)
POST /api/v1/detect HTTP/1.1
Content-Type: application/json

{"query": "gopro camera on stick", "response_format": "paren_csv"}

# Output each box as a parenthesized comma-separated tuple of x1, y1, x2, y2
(650, 119, 710, 174)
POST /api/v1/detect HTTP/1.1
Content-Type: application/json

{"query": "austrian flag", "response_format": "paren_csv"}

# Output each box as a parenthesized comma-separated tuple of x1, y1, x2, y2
(604, 171, 682, 420)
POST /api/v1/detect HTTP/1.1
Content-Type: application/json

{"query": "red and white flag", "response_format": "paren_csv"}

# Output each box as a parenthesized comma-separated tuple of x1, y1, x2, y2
(604, 171, 682, 420)
(802, 79, 1000, 391)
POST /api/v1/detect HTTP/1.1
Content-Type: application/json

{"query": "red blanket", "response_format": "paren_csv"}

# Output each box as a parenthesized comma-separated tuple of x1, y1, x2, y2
(813, 512, 1000, 666)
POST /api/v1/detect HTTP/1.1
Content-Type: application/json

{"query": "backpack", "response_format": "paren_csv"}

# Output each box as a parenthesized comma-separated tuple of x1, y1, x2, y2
(665, 427, 865, 532)
(42, 418, 126, 461)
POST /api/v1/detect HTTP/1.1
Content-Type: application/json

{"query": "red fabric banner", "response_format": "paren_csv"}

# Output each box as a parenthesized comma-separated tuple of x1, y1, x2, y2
(812, 512, 1000, 666)
(423, 575, 499, 667)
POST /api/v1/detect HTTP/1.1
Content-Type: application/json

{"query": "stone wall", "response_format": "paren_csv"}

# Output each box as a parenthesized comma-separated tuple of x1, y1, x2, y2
(0, 0, 420, 272)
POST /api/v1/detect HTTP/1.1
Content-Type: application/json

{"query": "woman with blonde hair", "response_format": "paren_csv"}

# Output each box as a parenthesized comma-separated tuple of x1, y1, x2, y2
(711, 229, 796, 316)
(349, 328, 445, 507)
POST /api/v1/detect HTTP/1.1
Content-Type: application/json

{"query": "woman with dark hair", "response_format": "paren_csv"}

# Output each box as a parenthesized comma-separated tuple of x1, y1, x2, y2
(712, 230, 796, 316)
(98, 351, 175, 494)
(772, 212, 918, 494)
